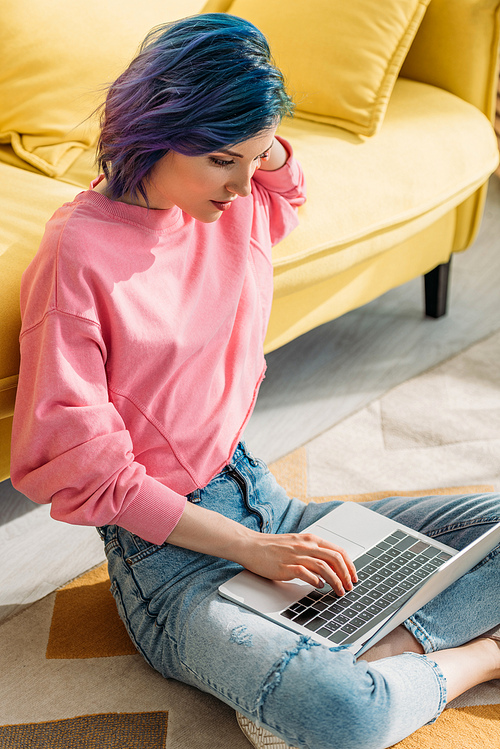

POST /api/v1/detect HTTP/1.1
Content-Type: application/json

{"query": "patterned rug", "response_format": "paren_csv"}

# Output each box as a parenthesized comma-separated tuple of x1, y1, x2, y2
(0, 447, 498, 748)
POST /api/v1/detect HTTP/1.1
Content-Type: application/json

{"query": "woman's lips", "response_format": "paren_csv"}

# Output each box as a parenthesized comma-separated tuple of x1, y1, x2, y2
(211, 200, 234, 212)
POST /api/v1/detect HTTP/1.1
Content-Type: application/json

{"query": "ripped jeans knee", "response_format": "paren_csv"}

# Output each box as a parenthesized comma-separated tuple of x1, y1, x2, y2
(164, 595, 445, 749)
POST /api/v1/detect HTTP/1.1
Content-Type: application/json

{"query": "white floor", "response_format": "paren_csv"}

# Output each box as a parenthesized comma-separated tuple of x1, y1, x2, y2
(1, 176, 499, 623)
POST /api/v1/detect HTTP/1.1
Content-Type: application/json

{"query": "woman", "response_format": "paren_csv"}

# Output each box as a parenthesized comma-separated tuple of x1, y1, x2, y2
(11, 13, 500, 749)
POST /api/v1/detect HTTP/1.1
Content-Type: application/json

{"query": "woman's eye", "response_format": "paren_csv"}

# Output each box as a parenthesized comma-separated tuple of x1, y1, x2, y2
(210, 157, 233, 167)
(260, 151, 270, 161)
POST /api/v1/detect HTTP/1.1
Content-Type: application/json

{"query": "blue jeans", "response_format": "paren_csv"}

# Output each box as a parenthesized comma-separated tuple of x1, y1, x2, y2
(98, 443, 500, 749)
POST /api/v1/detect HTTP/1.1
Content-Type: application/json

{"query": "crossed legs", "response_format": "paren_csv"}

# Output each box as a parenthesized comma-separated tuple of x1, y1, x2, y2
(363, 625, 500, 703)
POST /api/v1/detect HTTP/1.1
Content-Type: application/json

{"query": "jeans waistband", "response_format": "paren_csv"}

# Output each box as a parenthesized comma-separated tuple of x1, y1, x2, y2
(187, 442, 259, 502)
(227, 441, 259, 469)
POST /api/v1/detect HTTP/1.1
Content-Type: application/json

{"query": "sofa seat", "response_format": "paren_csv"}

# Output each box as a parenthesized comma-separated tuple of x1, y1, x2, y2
(274, 78, 499, 298)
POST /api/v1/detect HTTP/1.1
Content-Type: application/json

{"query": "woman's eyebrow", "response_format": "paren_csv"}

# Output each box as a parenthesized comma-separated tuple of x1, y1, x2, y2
(217, 142, 274, 158)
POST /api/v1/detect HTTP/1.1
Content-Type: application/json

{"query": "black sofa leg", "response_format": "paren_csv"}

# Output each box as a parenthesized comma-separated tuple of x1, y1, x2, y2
(424, 259, 451, 318)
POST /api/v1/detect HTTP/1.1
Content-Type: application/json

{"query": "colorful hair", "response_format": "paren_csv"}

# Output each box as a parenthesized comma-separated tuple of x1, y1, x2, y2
(97, 13, 294, 203)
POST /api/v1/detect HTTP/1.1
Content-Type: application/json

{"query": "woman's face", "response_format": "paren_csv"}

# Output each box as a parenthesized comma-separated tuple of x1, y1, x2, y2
(143, 127, 278, 222)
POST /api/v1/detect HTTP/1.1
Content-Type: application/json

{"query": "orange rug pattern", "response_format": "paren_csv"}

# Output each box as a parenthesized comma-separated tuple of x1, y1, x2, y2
(46, 564, 135, 659)
(0, 712, 168, 749)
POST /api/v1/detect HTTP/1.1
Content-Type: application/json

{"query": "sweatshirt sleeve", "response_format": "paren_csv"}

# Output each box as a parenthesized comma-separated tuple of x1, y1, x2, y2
(11, 308, 187, 545)
(251, 136, 307, 247)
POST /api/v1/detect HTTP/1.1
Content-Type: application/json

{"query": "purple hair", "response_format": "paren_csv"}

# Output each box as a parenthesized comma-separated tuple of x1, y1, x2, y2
(97, 13, 293, 204)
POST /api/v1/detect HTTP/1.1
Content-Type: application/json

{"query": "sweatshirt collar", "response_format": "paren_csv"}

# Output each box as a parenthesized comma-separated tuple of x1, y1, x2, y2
(76, 177, 184, 232)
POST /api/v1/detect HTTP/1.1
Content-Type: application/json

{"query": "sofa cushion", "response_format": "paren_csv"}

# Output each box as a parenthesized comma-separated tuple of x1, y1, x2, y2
(0, 0, 205, 178)
(272, 79, 499, 295)
(0, 141, 99, 190)
(227, 0, 431, 136)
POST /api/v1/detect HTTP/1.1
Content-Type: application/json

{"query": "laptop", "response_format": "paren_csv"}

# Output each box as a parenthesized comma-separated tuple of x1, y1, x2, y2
(218, 501, 500, 656)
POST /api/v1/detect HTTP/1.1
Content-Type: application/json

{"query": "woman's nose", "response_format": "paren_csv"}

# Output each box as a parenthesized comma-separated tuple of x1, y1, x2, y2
(227, 169, 253, 198)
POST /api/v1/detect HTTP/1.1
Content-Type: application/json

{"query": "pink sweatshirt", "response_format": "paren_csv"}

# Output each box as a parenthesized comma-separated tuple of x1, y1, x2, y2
(11, 139, 306, 544)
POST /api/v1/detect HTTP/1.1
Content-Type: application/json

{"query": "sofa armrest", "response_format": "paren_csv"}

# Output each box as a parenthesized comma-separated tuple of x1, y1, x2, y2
(402, 1, 500, 253)
(401, 0, 500, 122)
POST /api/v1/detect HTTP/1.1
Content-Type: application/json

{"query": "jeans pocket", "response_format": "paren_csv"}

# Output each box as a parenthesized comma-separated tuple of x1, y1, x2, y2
(125, 541, 216, 603)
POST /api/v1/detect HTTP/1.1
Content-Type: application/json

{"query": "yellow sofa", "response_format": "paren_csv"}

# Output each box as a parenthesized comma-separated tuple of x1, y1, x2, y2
(1, 0, 499, 482)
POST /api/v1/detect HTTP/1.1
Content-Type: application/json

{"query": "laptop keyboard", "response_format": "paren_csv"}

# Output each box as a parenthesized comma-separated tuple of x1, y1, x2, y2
(280, 529, 453, 646)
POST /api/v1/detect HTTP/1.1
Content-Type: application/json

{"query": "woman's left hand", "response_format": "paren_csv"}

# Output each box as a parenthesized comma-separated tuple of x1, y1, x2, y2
(237, 530, 358, 596)
(167, 502, 358, 595)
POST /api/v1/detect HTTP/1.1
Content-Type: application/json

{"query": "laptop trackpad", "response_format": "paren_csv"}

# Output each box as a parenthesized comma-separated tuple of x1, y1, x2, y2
(313, 526, 366, 560)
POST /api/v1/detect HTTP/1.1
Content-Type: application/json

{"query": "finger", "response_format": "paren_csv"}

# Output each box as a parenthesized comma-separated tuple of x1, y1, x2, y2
(287, 535, 354, 591)
(342, 551, 358, 583)
(287, 565, 323, 589)
(301, 533, 357, 582)
(313, 540, 358, 585)
(311, 547, 355, 591)
(287, 553, 347, 596)
(309, 560, 347, 596)
(270, 534, 357, 590)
